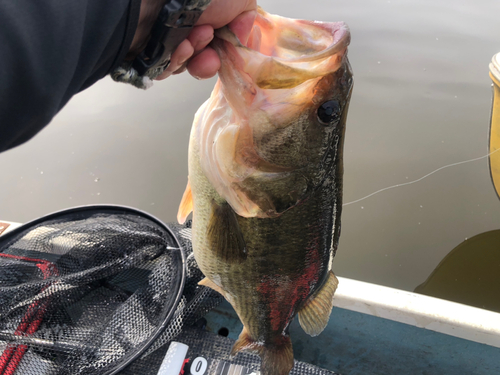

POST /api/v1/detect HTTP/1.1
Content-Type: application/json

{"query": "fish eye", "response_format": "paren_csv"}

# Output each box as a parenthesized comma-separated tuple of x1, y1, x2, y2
(317, 100, 341, 125)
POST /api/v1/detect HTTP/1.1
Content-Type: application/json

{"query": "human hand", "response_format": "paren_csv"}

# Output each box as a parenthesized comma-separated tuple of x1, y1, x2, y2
(155, 0, 257, 80)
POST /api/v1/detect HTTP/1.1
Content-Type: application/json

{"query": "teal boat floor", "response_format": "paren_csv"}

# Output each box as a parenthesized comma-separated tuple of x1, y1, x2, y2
(204, 301, 500, 375)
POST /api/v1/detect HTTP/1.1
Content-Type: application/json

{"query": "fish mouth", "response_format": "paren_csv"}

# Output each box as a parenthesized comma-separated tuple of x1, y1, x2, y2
(212, 9, 350, 91)
(213, 9, 350, 62)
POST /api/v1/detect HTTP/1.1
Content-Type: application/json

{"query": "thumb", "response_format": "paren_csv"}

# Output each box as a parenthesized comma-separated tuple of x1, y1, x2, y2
(228, 9, 257, 45)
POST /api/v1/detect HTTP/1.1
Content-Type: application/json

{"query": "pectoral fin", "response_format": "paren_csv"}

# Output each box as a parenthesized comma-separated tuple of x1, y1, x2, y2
(298, 270, 339, 337)
(207, 201, 247, 263)
(177, 180, 193, 224)
(199, 277, 226, 297)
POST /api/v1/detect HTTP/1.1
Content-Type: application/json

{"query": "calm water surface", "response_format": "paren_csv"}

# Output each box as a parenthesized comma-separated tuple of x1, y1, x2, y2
(1, 1, 500, 307)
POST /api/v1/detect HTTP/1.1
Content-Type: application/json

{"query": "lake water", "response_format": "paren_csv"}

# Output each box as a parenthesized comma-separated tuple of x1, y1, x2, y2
(1, 0, 500, 309)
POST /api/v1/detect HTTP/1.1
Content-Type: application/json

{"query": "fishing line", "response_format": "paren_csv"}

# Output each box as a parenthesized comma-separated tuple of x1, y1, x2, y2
(343, 148, 500, 206)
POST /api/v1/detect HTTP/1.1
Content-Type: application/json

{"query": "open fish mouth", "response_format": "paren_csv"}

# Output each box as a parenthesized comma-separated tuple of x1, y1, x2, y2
(213, 8, 350, 90)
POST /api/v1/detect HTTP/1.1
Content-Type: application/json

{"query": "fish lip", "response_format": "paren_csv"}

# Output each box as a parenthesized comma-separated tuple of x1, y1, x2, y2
(285, 20, 351, 63)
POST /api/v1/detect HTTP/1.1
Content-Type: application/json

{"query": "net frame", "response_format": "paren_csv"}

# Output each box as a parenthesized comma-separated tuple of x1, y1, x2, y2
(0, 205, 187, 375)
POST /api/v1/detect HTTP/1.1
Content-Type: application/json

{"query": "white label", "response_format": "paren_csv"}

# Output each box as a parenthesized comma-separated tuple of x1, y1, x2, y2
(157, 342, 189, 375)
(190, 357, 208, 374)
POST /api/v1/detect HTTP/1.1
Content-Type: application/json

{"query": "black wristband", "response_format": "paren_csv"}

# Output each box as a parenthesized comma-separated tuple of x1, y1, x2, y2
(111, 0, 211, 89)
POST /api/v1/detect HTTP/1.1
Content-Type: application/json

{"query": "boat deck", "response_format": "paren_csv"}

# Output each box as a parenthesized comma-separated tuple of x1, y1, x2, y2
(205, 301, 500, 374)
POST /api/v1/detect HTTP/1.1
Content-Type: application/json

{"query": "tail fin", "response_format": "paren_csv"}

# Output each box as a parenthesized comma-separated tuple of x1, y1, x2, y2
(231, 327, 294, 375)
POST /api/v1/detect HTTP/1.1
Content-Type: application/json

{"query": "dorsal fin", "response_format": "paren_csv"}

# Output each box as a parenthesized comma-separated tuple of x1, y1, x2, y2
(177, 180, 193, 224)
(298, 270, 339, 337)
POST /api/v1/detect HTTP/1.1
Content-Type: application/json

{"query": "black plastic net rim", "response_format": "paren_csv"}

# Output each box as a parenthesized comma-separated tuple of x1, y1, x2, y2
(0, 204, 187, 375)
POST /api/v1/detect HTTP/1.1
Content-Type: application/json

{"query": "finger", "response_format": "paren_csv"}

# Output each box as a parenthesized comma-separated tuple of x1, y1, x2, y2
(168, 25, 214, 76)
(172, 63, 188, 75)
(188, 24, 214, 52)
(187, 47, 221, 79)
(197, 0, 257, 29)
(155, 39, 194, 80)
(228, 9, 257, 45)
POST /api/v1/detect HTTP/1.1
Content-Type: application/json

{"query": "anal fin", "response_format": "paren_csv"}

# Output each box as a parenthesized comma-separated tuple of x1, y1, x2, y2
(231, 327, 294, 375)
(298, 270, 339, 337)
(207, 201, 247, 263)
(231, 326, 259, 356)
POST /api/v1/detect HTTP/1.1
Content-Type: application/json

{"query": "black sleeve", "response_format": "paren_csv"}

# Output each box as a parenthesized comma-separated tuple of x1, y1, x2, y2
(0, 0, 141, 152)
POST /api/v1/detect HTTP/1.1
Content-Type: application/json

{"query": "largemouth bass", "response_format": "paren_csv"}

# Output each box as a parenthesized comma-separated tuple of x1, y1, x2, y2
(178, 8, 352, 375)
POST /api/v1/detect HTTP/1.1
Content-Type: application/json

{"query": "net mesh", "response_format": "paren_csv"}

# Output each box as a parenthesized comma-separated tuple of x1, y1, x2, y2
(0, 207, 222, 375)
